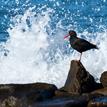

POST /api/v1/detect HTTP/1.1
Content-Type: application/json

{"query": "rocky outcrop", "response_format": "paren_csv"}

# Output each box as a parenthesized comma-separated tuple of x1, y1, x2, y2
(0, 83, 57, 106)
(0, 60, 107, 107)
(62, 60, 101, 94)
(34, 95, 89, 107)
(100, 71, 107, 87)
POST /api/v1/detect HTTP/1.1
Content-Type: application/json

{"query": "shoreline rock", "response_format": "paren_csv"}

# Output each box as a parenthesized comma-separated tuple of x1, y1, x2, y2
(100, 71, 107, 87)
(62, 60, 102, 94)
(0, 60, 107, 107)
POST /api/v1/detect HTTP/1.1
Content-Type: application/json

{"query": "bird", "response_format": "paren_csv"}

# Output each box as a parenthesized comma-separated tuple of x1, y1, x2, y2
(64, 30, 98, 61)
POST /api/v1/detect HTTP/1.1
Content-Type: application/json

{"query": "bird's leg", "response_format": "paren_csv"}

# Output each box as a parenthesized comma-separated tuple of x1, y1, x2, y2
(79, 53, 82, 62)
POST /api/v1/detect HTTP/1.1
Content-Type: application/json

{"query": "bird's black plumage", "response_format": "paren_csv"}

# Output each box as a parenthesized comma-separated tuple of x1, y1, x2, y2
(69, 33, 98, 53)
(65, 30, 98, 61)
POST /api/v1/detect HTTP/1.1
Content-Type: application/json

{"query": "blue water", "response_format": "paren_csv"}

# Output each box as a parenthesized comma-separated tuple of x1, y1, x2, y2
(0, 0, 107, 42)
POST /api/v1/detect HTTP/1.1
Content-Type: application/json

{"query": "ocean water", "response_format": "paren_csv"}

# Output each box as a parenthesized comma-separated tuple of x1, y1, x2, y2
(0, 0, 107, 88)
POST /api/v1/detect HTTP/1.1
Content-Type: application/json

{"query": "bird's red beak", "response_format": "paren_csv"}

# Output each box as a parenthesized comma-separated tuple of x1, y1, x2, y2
(64, 34, 69, 39)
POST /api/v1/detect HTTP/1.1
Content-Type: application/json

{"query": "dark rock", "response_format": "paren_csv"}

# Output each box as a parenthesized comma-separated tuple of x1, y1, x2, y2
(0, 96, 22, 107)
(0, 83, 57, 105)
(100, 71, 107, 87)
(0, 86, 14, 98)
(55, 90, 74, 97)
(91, 87, 107, 96)
(87, 96, 107, 107)
(63, 60, 100, 94)
(33, 95, 88, 107)
(27, 83, 57, 103)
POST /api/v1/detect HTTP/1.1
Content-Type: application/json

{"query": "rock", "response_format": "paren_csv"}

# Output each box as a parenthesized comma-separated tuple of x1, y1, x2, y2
(0, 96, 22, 107)
(33, 95, 88, 107)
(100, 71, 107, 87)
(87, 96, 107, 107)
(0, 83, 57, 105)
(55, 90, 74, 97)
(0, 86, 14, 99)
(63, 60, 100, 94)
(26, 83, 57, 103)
(91, 87, 107, 96)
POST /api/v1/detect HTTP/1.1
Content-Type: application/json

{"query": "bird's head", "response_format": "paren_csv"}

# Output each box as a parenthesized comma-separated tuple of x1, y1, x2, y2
(64, 30, 77, 39)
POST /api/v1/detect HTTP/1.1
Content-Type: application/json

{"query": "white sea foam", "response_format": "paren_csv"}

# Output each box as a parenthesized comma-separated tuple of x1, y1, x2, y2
(0, 7, 107, 88)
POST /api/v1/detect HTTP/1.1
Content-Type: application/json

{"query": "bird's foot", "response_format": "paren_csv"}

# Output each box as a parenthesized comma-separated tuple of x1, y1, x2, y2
(78, 60, 81, 63)
(75, 59, 81, 62)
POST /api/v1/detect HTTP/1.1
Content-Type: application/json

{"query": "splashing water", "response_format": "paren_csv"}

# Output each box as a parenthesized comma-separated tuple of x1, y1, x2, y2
(0, 1, 107, 88)
(0, 7, 70, 87)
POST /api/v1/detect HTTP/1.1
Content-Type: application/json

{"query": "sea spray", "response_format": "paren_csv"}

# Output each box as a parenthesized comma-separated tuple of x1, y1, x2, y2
(0, 7, 70, 87)
(0, 1, 107, 88)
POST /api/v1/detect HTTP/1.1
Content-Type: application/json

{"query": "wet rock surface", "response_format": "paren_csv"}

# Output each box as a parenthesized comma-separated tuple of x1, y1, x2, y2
(63, 60, 101, 94)
(0, 83, 57, 106)
(0, 60, 107, 107)
(91, 87, 107, 96)
(100, 71, 107, 87)
(0, 96, 22, 107)
(34, 95, 88, 107)
(87, 96, 107, 107)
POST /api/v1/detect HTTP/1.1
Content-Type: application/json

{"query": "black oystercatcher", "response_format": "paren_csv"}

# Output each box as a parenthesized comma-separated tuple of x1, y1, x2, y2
(64, 30, 98, 61)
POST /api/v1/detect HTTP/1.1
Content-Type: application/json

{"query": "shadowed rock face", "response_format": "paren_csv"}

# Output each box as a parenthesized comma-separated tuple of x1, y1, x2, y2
(33, 96, 88, 107)
(0, 96, 22, 107)
(100, 71, 107, 87)
(0, 83, 57, 106)
(91, 87, 107, 96)
(0, 60, 106, 107)
(63, 60, 101, 94)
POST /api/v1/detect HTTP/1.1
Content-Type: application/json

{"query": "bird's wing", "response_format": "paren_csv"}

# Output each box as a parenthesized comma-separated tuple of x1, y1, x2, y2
(74, 38, 97, 50)
(73, 38, 89, 46)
